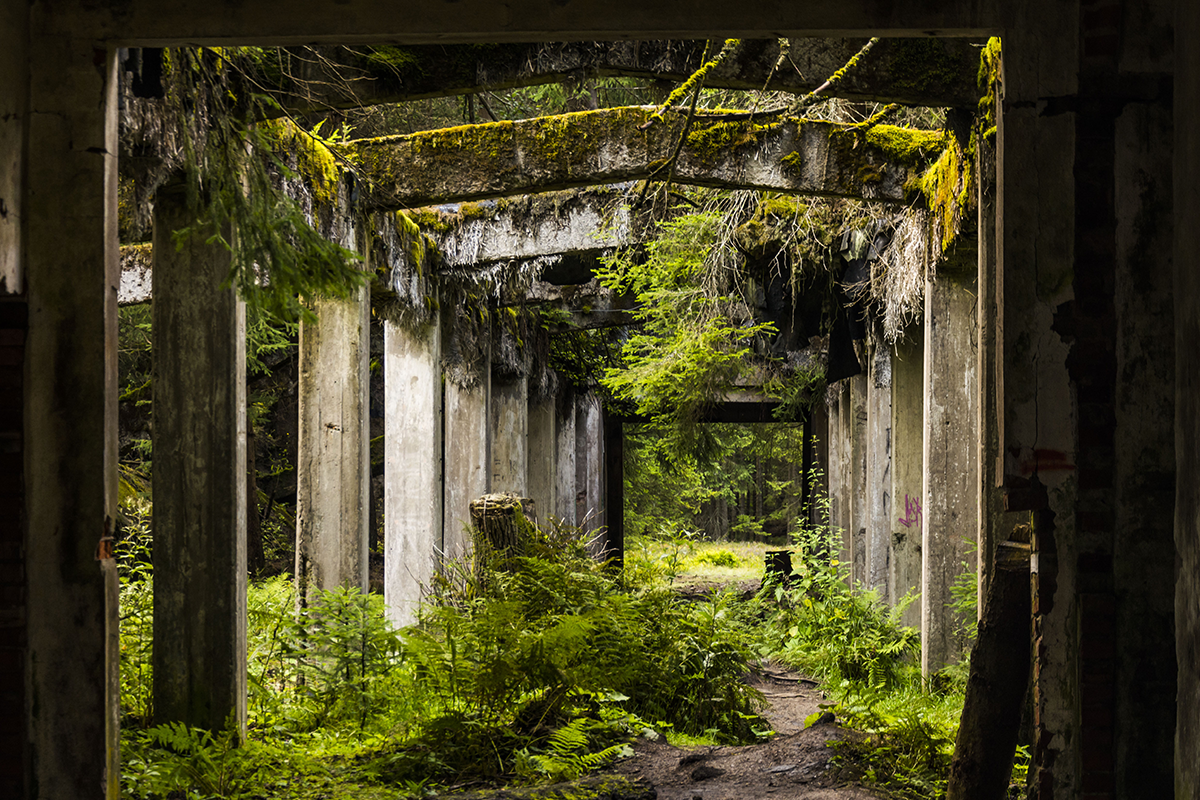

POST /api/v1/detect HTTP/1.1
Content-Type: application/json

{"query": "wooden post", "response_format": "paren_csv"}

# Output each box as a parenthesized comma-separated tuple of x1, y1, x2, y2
(946, 526, 1032, 800)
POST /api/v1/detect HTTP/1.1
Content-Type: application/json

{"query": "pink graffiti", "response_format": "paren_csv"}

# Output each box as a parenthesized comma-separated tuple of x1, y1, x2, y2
(898, 494, 922, 528)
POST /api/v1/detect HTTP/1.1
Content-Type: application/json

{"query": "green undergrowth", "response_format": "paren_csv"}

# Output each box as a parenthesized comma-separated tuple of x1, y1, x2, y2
(117, 507, 766, 799)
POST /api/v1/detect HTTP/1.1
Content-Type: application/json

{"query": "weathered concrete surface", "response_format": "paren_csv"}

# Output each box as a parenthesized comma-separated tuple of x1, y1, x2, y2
(295, 284, 371, 599)
(865, 339, 892, 599)
(554, 392, 578, 523)
(236, 38, 984, 120)
(889, 329, 924, 630)
(21, 28, 121, 800)
(1178, 3, 1200, 795)
(384, 318, 442, 628)
(1001, 13, 1080, 795)
(575, 392, 606, 547)
(1110, 66, 1176, 799)
(825, 388, 844, 559)
(490, 376, 529, 495)
(85, 1, 1004, 46)
(346, 110, 940, 210)
(921, 274, 978, 675)
(849, 374, 868, 587)
(443, 376, 490, 561)
(151, 187, 248, 735)
(413, 186, 635, 267)
(527, 396, 556, 527)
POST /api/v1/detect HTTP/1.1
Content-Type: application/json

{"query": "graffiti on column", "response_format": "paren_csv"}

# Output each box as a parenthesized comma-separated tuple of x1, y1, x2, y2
(898, 493, 922, 528)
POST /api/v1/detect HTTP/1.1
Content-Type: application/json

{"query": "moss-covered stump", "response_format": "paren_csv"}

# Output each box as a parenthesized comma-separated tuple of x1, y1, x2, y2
(469, 492, 538, 566)
(430, 775, 656, 800)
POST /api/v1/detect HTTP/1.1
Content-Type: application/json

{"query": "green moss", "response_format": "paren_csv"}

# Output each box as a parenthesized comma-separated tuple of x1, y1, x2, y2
(885, 39, 969, 99)
(685, 118, 774, 167)
(915, 135, 973, 255)
(862, 125, 947, 165)
(258, 118, 342, 207)
(977, 37, 1003, 128)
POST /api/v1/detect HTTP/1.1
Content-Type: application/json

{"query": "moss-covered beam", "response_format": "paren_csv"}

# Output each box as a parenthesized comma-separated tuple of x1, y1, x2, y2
(343, 106, 944, 210)
(408, 184, 638, 266)
(240, 38, 983, 115)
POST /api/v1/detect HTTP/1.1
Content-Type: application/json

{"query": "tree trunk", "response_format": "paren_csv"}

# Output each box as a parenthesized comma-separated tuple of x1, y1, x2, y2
(946, 535, 1032, 800)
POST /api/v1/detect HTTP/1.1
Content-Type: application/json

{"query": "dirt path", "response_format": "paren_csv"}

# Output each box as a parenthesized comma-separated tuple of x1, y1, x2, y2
(609, 664, 886, 800)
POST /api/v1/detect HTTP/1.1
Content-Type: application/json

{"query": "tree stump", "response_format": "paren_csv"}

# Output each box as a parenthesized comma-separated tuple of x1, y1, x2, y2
(764, 550, 794, 586)
(469, 493, 536, 572)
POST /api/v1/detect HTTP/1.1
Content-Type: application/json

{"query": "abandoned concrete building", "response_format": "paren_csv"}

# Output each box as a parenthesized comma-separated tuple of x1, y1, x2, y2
(3, 1, 1200, 799)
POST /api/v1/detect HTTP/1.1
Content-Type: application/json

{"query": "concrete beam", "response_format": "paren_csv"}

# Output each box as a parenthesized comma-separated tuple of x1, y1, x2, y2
(345, 109, 941, 210)
(920, 273, 978, 675)
(411, 186, 635, 268)
(384, 316, 443, 628)
(92, 1, 1004, 46)
(151, 186, 248, 735)
(21, 31, 121, 800)
(218, 38, 984, 123)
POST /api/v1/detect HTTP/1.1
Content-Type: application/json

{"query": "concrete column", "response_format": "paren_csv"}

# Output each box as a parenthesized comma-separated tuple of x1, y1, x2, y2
(443, 377, 489, 561)
(921, 274, 979, 675)
(1001, 19, 1079, 796)
(865, 341, 892, 599)
(1177, 3, 1200, 794)
(21, 30, 120, 798)
(490, 375, 528, 494)
(889, 329, 924, 629)
(554, 390, 577, 523)
(384, 317, 442, 628)
(849, 373, 868, 587)
(527, 394, 556, 525)
(295, 282, 370, 598)
(824, 389, 844, 543)
(151, 186, 248, 735)
(575, 392, 605, 545)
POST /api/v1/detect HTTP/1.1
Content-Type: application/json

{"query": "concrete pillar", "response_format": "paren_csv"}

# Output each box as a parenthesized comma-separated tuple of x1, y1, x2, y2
(151, 186, 248, 735)
(865, 340, 892, 599)
(889, 329, 924, 629)
(1110, 63, 1175, 799)
(1177, 3, 1200, 794)
(384, 317, 442, 628)
(443, 377, 489, 561)
(20, 29, 121, 798)
(554, 391, 577, 523)
(490, 375, 528, 494)
(526, 394, 556, 525)
(849, 373, 868, 586)
(921, 273, 979, 675)
(295, 282, 370, 599)
(575, 392, 605, 545)
(824, 389, 843, 543)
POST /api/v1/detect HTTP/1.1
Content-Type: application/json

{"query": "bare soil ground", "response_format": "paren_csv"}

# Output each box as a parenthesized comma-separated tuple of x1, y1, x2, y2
(609, 663, 887, 800)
